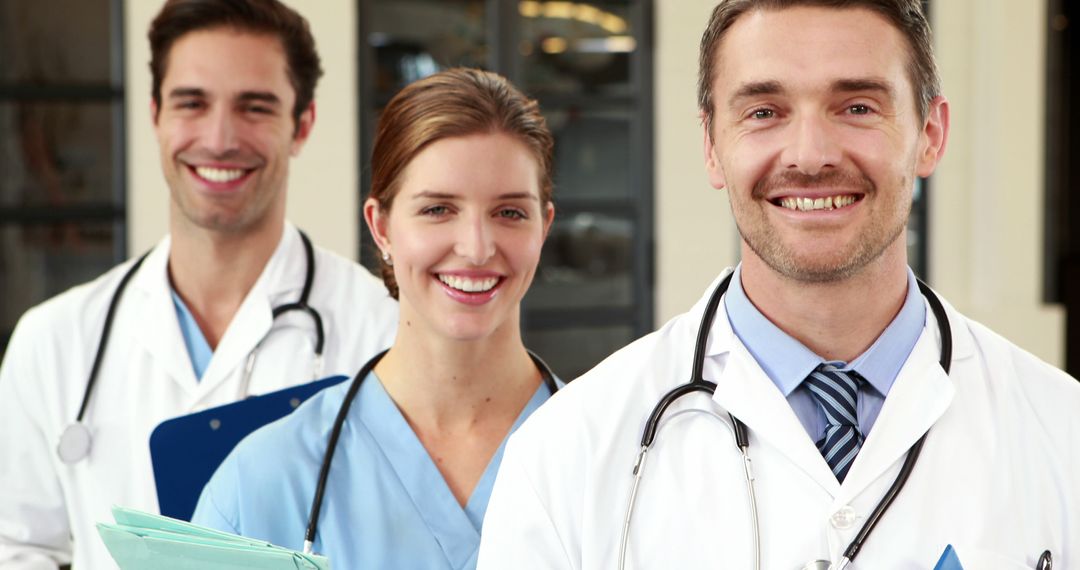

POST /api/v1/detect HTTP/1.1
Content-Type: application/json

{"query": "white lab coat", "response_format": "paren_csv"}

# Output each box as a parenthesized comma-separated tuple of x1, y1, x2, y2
(0, 224, 399, 570)
(478, 271, 1080, 569)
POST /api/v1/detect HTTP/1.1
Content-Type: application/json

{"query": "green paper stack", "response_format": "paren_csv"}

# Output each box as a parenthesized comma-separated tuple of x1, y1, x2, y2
(96, 506, 330, 569)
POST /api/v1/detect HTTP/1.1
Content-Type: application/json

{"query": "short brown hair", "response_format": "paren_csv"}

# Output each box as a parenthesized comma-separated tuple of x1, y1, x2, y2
(148, 0, 323, 130)
(368, 68, 554, 299)
(698, 0, 940, 135)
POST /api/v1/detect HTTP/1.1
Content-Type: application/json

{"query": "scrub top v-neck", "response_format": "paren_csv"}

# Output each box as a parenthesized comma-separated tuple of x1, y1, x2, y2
(192, 369, 554, 569)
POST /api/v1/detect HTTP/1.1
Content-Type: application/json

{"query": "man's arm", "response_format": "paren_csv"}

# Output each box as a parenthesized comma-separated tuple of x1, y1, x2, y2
(477, 438, 578, 570)
(0, 315, 72, 569)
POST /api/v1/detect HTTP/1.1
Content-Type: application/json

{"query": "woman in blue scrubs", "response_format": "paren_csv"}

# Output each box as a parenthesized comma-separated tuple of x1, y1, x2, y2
(191, 68, 558, 569)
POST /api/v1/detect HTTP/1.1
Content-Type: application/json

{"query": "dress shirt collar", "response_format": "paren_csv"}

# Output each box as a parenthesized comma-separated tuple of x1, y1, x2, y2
(724, 264, 926, 398)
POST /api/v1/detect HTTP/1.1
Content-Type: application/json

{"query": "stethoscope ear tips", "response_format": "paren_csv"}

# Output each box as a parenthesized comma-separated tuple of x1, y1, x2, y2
(57, 422, 92, 464)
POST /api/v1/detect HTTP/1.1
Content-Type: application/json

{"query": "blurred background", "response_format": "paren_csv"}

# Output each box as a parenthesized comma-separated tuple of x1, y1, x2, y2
(1, 0, 1076, 380)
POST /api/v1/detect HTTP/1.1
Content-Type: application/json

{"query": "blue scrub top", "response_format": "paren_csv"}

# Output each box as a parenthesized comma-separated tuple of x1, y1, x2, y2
(192, 369, 554, 569)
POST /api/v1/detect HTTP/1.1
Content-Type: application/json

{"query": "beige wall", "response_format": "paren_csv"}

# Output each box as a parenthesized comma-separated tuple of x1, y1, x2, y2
(654, 0, 741, 323)
(652, 1, 1065, 366)
(125, 0, 360, 259)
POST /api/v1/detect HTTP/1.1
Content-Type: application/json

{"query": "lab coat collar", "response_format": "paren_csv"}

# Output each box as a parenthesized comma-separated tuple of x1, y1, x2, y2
(129, 224, 309, 403)
(703, 269, 975, 497)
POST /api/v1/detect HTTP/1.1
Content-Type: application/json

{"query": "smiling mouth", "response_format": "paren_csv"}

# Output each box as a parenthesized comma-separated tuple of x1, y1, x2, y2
(438, 274, 501, 293)
(773, 194, 861, 212)
(192, 165, 251, 184)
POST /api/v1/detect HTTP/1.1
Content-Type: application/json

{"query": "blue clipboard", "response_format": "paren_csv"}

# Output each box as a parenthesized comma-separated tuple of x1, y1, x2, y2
(149, 375, 349, 522)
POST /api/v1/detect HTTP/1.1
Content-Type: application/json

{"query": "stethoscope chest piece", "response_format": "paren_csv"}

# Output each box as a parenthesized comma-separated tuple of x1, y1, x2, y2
(801, 561, 831, 570)
(57, 422, 92, 464)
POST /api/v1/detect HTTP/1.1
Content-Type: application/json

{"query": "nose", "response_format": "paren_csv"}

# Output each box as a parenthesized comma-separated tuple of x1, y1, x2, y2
(202, 106, 240, 156)
(453, 214, 496, 265)
(781, 112, 841, 176)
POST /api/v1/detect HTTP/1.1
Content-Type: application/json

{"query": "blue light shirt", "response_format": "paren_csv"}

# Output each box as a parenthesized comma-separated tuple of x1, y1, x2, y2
(170, 288, 212, 381)
(192, 370, 555, 569)
(724, 264, 926, 438)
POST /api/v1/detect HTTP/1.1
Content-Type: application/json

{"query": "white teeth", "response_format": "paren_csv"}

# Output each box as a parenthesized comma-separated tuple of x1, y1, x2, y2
(438, 275, 499, 293)
(195, 166, 246, 183)
(779, 194, 856, 211)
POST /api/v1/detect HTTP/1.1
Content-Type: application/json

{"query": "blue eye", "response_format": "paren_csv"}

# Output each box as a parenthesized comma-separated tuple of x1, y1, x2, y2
(498, 208, 527, 220)
(421, 205, 450, 216)
(750, 109, 775, 120)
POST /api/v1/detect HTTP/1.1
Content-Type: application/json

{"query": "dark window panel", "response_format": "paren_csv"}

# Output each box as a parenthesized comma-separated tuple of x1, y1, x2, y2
(527, 211, 635, 310)
(547, 107, 632, 200)
(369, 0, 487, 97)
(518, 1, 635, 96)
(0, 221, 117, 353)
(524, 323, 636, 380)
(0, 102, 118, 208)
(0, 0, 114, 86)
(908, 179, 927, 280)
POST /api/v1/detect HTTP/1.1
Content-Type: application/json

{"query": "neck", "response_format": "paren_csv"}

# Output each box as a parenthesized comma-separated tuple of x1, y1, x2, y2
(376, 322, 541, 432)
(739, 242, 909, 363)
(167, 214, 285, 348)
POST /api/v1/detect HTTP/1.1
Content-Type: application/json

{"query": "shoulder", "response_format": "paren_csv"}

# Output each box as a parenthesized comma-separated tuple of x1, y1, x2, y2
(956, 309, 1078, 397)
(5, 253, 150, 355)
(948, 307, 1080, 449)
(509, 307, 698, 465)
(226, 379, 350, 471)
(198, 380, 352, 531)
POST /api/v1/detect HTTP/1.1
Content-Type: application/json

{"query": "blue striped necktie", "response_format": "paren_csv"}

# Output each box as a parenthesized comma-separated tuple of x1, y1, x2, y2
(805, 364, 864, 483)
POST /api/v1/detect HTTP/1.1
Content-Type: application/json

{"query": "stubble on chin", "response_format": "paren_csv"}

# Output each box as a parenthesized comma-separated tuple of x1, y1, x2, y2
(734, 169, 909, 284)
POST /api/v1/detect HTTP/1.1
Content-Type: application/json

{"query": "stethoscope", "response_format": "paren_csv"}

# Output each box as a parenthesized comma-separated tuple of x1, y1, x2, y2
(56, 230, 326, 465)
(618, 272, 953, 570)
(301, 348, 560, 555)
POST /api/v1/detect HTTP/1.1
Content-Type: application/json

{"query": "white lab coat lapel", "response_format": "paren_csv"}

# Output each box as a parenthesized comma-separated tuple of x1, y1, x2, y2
(130, 237, 200, 397)
(710, 325, 842, 494)
(837, 294, 968, 504)
(195, 226, 305, 401)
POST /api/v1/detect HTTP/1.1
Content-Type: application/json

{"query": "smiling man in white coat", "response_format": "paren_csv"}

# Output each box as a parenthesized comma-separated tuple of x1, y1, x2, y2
(0, 1, 398, 568)
(478, 1, 1080, 568)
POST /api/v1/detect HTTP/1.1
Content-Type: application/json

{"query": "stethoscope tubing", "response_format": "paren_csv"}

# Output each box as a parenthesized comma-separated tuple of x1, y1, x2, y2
(303, 349, 560, 555)
(623, 272, 954, 569)
(61, 229, 323, 465)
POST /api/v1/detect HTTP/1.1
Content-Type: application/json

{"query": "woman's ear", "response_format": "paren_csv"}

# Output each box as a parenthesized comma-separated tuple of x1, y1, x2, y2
(363, 197, 391, 254)
(541, 202, 555, 240)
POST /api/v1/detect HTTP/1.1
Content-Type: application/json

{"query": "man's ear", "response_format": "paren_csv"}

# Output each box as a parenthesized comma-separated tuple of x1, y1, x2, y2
(150, 98, 159, 126)
(915, 95, 950, 178)
(702, 114, 726, 190)
(290, 101, 316, 156)
(363, 196, 391, 254)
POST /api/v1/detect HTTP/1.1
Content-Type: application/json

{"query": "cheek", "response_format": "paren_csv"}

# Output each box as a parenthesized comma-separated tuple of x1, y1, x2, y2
(508, 231, 547, 271)
(719, 131, 782, 189)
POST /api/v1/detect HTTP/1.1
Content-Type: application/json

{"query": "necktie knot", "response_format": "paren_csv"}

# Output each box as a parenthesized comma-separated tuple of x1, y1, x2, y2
(805, 363, 864, 482)
(805, 364, 861, 427)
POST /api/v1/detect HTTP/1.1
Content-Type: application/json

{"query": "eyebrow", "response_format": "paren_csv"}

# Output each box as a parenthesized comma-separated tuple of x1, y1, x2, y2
(166, 88, 281, 106)
(237, 91, 282, 106)
(727, 77, 898, 109)
(728, 80, 785, 108)
(167, 87, 206, 99)
(411, 190, 540, 201)
(831, 78, 896, 99)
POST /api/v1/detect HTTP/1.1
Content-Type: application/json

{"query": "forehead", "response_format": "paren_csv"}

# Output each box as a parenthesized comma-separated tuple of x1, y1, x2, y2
(401, 133, 540, 194)
(715, 7, 912, 100)
(162, 28, 293, 99)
